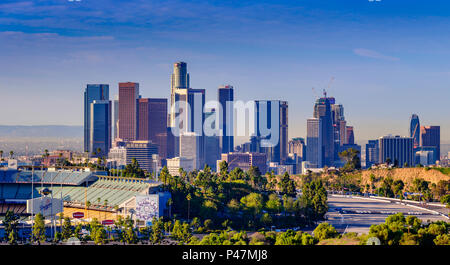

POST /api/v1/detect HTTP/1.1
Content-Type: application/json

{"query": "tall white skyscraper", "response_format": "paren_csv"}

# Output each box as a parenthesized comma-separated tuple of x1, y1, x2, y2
(180, 132, 200, 170)
(169, 62, 205, 166)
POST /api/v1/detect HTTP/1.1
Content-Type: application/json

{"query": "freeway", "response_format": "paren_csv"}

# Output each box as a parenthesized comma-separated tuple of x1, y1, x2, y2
(325, 195, 449, 235)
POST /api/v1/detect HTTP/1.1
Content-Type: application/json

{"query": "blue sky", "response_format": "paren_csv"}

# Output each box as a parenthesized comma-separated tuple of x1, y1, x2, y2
(0, 0, 449, 143)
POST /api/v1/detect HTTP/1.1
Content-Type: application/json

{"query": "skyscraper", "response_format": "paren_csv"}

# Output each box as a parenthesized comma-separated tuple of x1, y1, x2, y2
(410, 114, 420, 149)
(170, 62, 189, 128)
(187, 88, 206, 135)
(365, 139, 379, 168)
(171, 62, 189, 95)
(138, 98, 168, 160)
(125, 140, 158, 172)
(313, 95, 334, 166)
(205, 111, 220, 171)
(84, 84, 109, 153)
(345, 126, 355, 145)
(218, 85, 234, 153)
(168, 62, 205, 163)
(113, 95, 119, 140)
(331, 104, 346, 158)
(379, 135, 414, 167)
(306, 118, 322, 168)
(420, 126, 440, 162)
(89, 100, 111, 158)
(254, 100, 288, 164)
(179, 132, 200, 170)
(288, 138, 306, 161)
(118, 82, 139, 141)
(280, 101, 289, 164)
(192, 89, 206, 168)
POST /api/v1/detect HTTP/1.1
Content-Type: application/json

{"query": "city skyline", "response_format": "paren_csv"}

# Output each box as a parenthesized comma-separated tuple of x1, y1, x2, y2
(1, 0, 450, 143)
(1, 0, 449, 251)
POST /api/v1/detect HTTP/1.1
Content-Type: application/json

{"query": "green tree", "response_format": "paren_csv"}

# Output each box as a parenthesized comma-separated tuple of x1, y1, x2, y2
(300, 179, 328, 223)
(227, 199, 240, 214)
(265, 193, 282, 214)
(74, 223, 83, 239)
(181, 222, 192, 243)
(32, 213, 46, 244)
(313, 223, 338, 241)
(204, 219, 213, 232)
(124, 217, 137, 244)
(393, 180, 405, 197)
(190, 217, 201, 232)
(379, 176, 395, 197)
(260, 213, 273, 227)
(186, 193, 192, 220)
(248, 166, 266, 190)
(171, 220, 183, 241)
(275, 230, 315, 245)
(200, 200, 218, 219)
(151, 217, 164, 244)
(219, 161, 229, 178)
(160, 166, 171, 187)
(338, 148, 361, 172)
(123, 158, 146, 178)
(62, 217, 73, 240)
(240, 193, 264, 216)
(94, 226, 108, 245)
(434, 234, 450, 245)
(282, 194, 295, 216)
(440, 194, 450, 207)
(89, 218, 102, 241)
(2, 211, 19, 244)
(278, 172, 296, 197)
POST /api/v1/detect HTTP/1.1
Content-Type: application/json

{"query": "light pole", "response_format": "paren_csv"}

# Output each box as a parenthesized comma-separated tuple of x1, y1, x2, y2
(31, 162, 34, 243)
(129, 208, 136, 229)
(39, 187, 52, 242)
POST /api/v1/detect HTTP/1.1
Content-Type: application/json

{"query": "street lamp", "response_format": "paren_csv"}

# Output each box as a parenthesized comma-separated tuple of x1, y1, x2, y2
(39, 188, 57, 242)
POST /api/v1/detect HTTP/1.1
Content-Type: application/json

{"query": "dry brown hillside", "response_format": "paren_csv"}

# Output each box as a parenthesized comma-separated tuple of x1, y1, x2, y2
(360, 168, 450, 186)
(272, 168, 450, 191)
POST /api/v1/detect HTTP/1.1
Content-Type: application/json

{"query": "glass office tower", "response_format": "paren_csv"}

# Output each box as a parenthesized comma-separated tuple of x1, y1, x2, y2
(84, 84, 109, 153)
(218, 85, 234, 154)
(410, 114, 420, 149)
(90, 100, 112, 157)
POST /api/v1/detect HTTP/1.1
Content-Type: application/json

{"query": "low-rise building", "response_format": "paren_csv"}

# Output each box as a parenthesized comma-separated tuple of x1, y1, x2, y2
(217, 152, 267, 174)
(166, 157, 195, 176)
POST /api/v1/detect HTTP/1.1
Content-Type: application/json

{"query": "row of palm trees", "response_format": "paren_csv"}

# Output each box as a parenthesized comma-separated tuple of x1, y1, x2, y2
(0, 150, 15, 161)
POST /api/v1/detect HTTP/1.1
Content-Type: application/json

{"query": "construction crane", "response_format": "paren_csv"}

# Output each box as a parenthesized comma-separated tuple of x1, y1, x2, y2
(324, 76, 335, 97)
(313, 76, 335, 98)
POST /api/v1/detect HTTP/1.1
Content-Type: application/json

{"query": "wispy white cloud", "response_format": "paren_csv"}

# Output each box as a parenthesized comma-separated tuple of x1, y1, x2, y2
(0, 31, 114, 41)
(0, 1, 67, 14)
(353, 48, 400, 61)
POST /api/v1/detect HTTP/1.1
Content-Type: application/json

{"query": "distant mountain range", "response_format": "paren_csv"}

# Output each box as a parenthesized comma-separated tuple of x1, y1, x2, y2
(0, 125, 83, 138)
